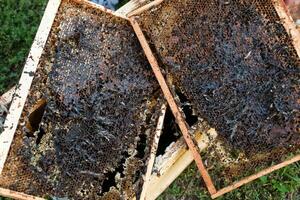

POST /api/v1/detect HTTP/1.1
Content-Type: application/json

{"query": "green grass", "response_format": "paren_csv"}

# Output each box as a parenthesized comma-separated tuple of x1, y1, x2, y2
(159, 161, 300, 200)
(0, 198, 12, 200)
(116, 0, 130, 9)
(0, 0, 47, 95)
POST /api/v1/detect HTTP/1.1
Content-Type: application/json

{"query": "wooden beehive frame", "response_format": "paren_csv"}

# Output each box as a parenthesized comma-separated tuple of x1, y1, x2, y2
(0, 0, 61, 197)
(127, 0, 300, 199)
(0, 0, 166, 199)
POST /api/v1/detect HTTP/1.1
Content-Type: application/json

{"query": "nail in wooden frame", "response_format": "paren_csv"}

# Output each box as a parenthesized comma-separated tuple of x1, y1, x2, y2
(128, 0, 300, 198)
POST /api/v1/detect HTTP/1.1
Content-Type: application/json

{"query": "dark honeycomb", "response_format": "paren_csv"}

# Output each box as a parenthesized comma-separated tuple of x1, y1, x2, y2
(0, 0, 161, 199)
(138, 0, 300, 155)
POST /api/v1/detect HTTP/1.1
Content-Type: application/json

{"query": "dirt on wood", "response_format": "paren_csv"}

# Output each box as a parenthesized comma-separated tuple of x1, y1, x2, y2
(0, 0, 162, 199)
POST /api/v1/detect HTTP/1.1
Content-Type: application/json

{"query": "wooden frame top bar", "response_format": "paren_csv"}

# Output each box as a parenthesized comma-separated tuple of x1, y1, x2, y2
(127, 0, 163, 17)
(116, 0, 148, 16)
(211, 154, 300, 199)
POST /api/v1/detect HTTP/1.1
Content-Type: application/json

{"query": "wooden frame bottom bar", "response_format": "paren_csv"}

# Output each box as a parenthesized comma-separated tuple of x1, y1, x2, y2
(0, 187, 44, 200)
(212, 154, 300, 199)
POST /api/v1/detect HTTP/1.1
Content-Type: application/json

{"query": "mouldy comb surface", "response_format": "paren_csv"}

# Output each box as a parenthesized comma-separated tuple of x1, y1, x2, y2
(0, 0, 161, 199)
(137, 0, 300, 180)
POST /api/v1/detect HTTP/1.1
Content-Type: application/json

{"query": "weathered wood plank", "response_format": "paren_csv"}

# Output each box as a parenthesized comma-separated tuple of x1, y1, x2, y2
(145, 129, 217, 200)
(273, 0, 300, 57)
(0, 187, 45, 200)
(140, 104, 167, 200)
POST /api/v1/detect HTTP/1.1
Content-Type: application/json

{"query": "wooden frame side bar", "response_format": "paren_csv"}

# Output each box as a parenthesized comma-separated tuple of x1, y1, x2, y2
(129, 17, 217, 195)
(0, 187, 45, 200)
(212, 154, 300, 199)
(140, 104, 167, 200)
(274, 0, 300, 57)
(0, 0, 62, 175)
